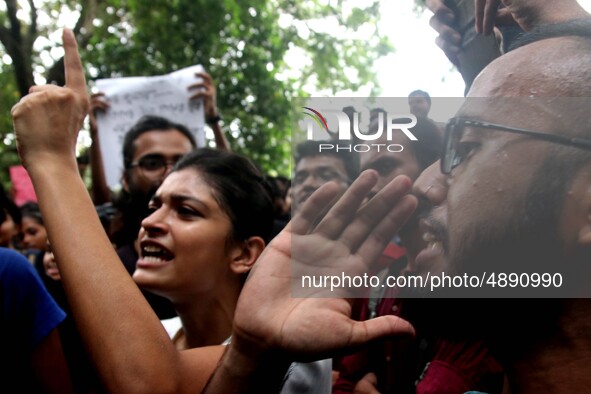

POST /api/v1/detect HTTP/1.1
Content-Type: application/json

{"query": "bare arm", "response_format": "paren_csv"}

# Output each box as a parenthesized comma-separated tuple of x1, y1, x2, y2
(87, 92, 112, 204)
(209, 119, 231, 152)
(188, 71, 231, 151)
(12, 29, 222, 394)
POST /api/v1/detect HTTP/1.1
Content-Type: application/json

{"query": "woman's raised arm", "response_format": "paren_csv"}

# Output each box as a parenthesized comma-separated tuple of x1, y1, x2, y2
(12, 29, 221, 393)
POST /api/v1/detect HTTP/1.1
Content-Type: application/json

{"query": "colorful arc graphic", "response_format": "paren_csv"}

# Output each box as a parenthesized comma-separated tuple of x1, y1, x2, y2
(302, 106, 329, 131)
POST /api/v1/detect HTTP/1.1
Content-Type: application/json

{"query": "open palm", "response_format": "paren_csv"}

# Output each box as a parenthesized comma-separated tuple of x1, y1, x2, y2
(233, 171, 417, 362)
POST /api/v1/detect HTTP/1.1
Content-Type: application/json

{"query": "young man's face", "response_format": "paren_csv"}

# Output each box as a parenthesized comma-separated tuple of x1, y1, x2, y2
(124, 129, 194, 197)
(359, 133, 420, 201)
(292, 155, 349, 213)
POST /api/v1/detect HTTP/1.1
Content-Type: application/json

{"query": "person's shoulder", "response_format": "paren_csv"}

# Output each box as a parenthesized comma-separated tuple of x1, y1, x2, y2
(0, 247, 38, 279)
(0, 246, 28, 261)
(0, 247, 66, 349)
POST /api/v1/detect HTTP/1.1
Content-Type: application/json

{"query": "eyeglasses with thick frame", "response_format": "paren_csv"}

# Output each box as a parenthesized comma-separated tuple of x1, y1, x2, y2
(441, 117, 591, 174)
(130, 154, 182, 179)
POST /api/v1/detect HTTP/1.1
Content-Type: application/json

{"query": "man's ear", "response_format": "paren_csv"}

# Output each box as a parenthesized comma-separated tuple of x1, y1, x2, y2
(229, 237, 266, 275)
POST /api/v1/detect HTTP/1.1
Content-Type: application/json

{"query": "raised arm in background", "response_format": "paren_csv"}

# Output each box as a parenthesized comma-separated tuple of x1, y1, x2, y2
(87, 92, 112, 204)
(188, 71, 231, 151)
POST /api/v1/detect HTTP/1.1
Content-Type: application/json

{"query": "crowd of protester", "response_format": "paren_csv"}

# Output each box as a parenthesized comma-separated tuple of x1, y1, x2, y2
(2, 0, 591, 392)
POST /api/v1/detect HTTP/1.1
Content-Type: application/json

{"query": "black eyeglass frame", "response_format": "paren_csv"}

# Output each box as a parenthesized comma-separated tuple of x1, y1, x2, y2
(441, 117, 591, 174)
(130, 154, 180, 171)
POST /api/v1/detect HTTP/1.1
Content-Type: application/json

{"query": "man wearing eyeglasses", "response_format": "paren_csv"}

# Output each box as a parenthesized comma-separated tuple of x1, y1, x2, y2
(398, 24, 591, 392)
(109, 115, 196, 247)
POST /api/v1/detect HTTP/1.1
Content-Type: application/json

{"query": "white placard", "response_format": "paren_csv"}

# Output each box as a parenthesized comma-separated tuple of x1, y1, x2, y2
(95, 65, 205, 189)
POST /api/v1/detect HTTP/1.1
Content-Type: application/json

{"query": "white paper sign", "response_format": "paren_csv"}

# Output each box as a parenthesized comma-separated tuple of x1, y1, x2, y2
(95, 64, 205, 189)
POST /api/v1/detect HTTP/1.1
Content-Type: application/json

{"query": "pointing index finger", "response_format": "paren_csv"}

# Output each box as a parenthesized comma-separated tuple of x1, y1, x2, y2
(62, 28, 87, 95)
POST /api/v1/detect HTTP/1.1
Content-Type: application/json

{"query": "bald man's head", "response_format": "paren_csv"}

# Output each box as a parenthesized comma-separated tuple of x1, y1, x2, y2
(464, 34, 591, 140)
(471, 35, 591, 98)
(423, 31, 591, 300)
(408, 15, 591, 369)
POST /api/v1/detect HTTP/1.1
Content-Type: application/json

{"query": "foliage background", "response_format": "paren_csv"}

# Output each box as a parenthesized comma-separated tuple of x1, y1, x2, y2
(0, 0, 392, 190)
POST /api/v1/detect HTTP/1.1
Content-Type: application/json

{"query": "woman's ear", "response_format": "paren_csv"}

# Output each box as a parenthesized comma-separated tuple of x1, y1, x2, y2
(121, 171, 131, 193)
(229, 237, 266, 275)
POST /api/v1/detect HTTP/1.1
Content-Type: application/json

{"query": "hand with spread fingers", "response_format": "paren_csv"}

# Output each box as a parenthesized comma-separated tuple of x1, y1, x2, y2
(12, 29, 89, 170)
(206, 172, 418, 392)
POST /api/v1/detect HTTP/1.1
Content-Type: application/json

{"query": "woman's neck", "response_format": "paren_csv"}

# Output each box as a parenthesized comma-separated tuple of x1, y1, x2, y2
(172, 282, 241, 349)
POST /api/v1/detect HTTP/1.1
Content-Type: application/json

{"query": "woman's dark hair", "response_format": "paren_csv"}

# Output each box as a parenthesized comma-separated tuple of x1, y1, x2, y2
(20, 202, 43, 225)
(173, 149, 274, 244)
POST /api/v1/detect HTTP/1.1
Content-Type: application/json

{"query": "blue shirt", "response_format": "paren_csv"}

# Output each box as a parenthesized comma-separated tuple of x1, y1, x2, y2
(0, 247, 66, 351)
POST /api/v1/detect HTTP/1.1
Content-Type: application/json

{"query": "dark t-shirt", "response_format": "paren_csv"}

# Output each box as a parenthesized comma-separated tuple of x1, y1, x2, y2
(0, 247, 66, 391)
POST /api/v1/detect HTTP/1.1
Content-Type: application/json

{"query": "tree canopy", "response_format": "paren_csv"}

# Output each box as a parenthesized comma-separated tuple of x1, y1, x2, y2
(0, 0, 392, 188)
